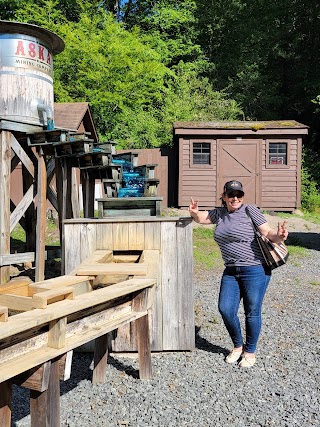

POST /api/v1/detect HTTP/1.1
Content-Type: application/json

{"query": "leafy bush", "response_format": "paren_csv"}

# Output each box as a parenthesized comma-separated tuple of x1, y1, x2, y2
(301, 148, 320, 212)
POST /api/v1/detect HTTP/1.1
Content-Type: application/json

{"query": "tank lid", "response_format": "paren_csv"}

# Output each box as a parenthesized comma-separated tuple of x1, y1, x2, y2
(0, 20, 65, 54)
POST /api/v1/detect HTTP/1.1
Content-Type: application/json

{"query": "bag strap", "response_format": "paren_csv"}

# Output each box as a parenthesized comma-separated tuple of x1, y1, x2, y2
(245, 206, 260, 233)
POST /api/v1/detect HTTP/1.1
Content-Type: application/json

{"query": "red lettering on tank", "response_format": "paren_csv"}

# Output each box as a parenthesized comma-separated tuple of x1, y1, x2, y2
(15, 41, 26, 56)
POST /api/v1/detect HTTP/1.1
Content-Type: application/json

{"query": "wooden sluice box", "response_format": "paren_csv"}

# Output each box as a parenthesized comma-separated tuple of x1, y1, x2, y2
(0, 252, 157, 426)
(64, 216, 195, 352)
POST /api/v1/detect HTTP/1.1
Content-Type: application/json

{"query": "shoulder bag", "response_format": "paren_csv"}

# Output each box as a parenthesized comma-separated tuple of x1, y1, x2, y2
(245, 207, 289, 270)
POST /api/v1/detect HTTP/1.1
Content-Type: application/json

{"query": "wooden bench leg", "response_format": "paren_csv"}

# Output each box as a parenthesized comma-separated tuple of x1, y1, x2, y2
(92, 333, 109, 384)
(30, 389, 48, 427)
(47, 357, 61, 427)
(0, 381, 12, 427)
(135, 314, 152, 379)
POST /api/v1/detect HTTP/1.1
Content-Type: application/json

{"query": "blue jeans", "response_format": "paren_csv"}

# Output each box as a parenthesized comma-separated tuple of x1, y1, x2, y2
(218, 265, 271, 353)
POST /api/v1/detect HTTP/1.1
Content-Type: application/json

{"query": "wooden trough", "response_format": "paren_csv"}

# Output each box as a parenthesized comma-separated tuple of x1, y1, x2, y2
(64, 216, 195, 352)
(0, 250, 156, 426)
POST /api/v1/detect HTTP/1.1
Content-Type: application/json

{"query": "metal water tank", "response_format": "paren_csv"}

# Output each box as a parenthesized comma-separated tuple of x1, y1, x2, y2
(0, 21, 64, 128)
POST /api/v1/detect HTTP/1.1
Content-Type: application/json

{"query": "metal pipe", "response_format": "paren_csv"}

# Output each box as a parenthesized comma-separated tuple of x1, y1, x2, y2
(37, 103, 54, 130)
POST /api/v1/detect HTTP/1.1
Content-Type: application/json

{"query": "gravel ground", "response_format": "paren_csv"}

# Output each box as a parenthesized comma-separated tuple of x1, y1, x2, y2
(11, 217, 320, 427)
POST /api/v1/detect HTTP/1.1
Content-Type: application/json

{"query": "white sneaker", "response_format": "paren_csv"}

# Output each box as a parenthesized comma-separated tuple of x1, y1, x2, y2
(225, 348, 243, 364)
(239, 354, 256, 368)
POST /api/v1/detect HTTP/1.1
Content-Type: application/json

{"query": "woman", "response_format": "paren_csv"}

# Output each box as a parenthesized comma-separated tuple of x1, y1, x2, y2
(189, 180, 288, 367)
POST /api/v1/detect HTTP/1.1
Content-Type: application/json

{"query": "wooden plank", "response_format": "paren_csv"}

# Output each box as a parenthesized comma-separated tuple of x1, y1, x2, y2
(135, 314, 152, 379)
(30, 388, 48, 427)
(10, 133, 35, 176)
(29, 274, 94, 291)
(47, 357, 61, 427)
(112, 223, 129, 250)
(9, 184, 34, 232)
(0, 131, 11, 283)
(33, 287, 75, 309)
(63, 223, 82, 275)
(144, 221, 161, 250)
(128, 222, 145, 250)
(71, 168, 80, 218)
(139, 250, 162, 351)
(92, 334, 109, 384)
(0, 249, 61, 266)
(176, 219, 195, 350)
(75, 263, 147, 276)
(59, 350, 73, 381)
(0, 308, 149, 382)
(0, 381, 12, 427)
(0, 294, 34, 311)
(0, 306, 8, 322)
(12, 361, 51, 392)
(96, 223, 114, 250)
(161, 221, 179, 350)
(0, 280, 31, 296)
(48, 317, 67, 349)
(79, 222, 97, 266)
(0, 278, 156, 340)
(35, 151, 47, 282)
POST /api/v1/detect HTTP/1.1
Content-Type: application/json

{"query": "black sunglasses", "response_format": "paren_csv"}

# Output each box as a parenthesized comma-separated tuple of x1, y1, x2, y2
(227, 192, 244, 198)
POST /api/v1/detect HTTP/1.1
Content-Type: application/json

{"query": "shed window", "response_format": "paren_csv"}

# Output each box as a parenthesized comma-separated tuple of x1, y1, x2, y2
(193, 143, 211, 164)
(269, 143, 287, 165)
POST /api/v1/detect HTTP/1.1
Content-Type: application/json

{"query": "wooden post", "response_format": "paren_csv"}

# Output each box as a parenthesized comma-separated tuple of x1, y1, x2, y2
(135, 314, 152, 379)
(81, 170, 95, 218)
(133, 289, 152, 379)
(46, 357, 61, 427)
(71, 168, 80, 218)
(22, 142, 37, 253)
(0, 381, 12, 427)
(35, 149, 47, 282)
(0, 131, 11, 283)
(30, 389, 49, 427)
(92, 333, 109, 384)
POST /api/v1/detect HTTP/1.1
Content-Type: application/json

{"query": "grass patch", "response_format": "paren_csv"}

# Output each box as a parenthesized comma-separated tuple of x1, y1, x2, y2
(275, 210, 320, 224)
(193, 227, 223, 270)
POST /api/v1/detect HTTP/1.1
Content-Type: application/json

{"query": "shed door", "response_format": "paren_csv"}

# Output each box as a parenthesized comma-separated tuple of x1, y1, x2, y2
(217, 139, 261, 206)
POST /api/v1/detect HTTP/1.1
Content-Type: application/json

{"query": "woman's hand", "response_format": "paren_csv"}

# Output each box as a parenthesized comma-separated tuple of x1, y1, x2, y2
(188, 197, 199, 217)
(259, 220, 288, 243)
(277, 220, 288, 241)
(188, 198, 211, 224)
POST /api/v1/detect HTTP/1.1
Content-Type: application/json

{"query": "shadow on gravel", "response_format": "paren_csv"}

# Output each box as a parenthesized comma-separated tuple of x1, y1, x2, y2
(287, 232, 320, 251)
(11, 352, 140, 424)
(195, 326, 228, 355)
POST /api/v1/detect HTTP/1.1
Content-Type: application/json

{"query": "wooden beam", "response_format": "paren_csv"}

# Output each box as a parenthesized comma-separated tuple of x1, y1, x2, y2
(0, 294, 34, 311)
(135, 314, 152, 379)
(10, 184, 34, 232)
(92, 333, 109, 384)
(12, 361, 51, 392)
(33, 287, 75, 309)
(0, 381, 12, 427)
(0, 306, 8, 322)
(74, 262, 147, 276)
(0, 131, 11, 283)
(10, 134, 35, 177)
(0, 278, 156, 340)
(35, 150, 47, 282)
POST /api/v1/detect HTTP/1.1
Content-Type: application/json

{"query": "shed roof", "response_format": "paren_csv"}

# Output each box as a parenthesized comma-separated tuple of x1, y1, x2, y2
(173, 120, 308, 130)
(54, 102, 99, 142)
(173, 120, 308, 136)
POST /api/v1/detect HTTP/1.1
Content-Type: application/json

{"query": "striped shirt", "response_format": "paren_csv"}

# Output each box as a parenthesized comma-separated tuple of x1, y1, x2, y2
(208, 204, 267, 267)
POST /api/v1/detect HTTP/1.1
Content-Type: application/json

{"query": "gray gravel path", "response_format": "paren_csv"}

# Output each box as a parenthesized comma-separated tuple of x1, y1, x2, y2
(11, 228, 320, 427)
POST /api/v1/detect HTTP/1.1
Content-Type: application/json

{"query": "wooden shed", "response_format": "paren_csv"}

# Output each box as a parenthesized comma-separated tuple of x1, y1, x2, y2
(173, 120, 309, 211)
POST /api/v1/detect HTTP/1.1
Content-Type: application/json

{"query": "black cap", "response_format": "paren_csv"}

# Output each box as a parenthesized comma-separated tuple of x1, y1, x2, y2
(224, 180, 244, 195)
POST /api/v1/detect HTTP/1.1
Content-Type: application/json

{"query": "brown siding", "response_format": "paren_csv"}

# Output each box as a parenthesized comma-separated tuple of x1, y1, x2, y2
(261, 138, 299, 210)
(178, 138, 217, 208)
